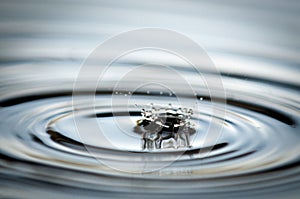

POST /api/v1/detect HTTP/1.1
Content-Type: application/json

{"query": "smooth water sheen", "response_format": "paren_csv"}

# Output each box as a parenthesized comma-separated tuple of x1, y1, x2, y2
(1, 1, 300, 199)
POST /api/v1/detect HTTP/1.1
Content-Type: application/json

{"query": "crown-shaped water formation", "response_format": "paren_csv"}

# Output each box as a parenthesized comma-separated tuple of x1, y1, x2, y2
(134, 104, 196, 150)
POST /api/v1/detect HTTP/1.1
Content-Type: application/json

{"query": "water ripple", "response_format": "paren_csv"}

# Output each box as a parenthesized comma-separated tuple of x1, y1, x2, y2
(1, 0, 300, 199)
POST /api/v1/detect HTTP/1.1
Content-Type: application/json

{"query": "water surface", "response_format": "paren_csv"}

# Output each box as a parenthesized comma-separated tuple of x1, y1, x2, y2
(0, 1, 300, 198)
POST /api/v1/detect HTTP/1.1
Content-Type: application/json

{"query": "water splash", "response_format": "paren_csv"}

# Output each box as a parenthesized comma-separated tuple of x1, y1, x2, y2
(135, 104, 195, 150)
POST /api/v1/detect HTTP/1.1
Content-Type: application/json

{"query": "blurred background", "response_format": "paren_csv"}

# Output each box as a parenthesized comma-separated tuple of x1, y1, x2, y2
(1, 0, 300, 84)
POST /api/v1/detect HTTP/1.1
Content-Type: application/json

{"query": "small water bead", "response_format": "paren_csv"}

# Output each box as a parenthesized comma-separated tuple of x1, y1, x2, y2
(135, 104, 143, 109)
(141, 108, 146, 117)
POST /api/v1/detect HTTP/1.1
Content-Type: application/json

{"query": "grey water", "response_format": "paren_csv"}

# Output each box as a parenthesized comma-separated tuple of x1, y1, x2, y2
(1, 1, 300, 199)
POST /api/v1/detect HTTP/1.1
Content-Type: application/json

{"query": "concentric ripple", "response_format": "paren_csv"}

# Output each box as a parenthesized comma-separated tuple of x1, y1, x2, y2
(1, 0, 300, 199)
(0, 81, 300, 197)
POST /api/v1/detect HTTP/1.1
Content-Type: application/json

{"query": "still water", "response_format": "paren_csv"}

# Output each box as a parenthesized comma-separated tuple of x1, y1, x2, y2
(0, 0, 300, 198)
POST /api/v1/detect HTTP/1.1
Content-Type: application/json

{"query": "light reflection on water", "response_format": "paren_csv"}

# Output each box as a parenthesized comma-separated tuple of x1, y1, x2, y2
(0, 0, 300, 198)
